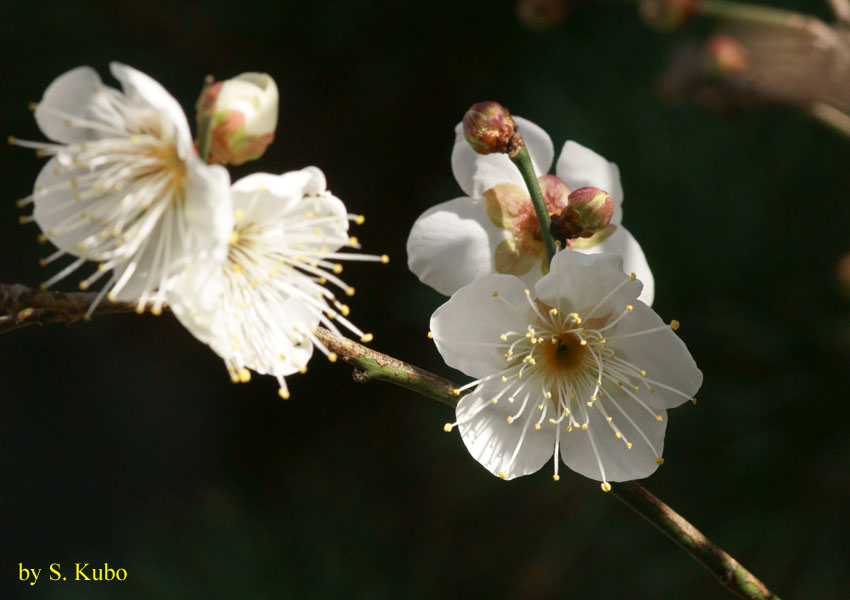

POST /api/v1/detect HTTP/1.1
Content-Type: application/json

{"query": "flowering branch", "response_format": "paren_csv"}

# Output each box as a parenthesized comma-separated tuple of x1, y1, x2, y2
(0, 280, 782, 599)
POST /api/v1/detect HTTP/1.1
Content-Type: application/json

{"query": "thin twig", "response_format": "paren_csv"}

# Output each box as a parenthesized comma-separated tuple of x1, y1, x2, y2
(0, 281, 782, 599)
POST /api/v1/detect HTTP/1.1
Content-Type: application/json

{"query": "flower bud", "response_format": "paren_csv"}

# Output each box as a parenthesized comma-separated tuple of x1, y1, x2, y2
(704, 35, 750, 77)
(638, 0, 698, 32)
(550, 187, 613, 241)
(197, 73, 279, 165)
(463, 102, 518, 155)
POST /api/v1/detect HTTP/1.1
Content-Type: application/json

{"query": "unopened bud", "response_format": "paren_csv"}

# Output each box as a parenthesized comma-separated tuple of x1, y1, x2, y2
(197, 72, 279, 165)
(516, 0, 570, 31)
(638, 0, 698, 32)
(463, 102, 518, 155)
(704, 35, 750, 77)
(550, 187, 613, 242)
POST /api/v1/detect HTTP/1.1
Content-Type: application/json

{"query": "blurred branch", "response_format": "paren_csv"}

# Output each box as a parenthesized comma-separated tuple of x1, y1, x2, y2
(0, 280, 783, 599)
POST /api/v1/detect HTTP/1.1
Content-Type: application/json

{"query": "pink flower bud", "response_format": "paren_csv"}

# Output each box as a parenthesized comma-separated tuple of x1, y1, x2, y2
(196, 73, 279, 166)
(462, 102, 518, 155)
(704, 35, 750, 77)
(638, 0, 698, 32)
(550, 187, 613, 241)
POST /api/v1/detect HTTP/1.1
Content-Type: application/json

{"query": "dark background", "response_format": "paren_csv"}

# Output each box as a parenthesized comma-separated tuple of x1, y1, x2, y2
(2, 1, 849, 598)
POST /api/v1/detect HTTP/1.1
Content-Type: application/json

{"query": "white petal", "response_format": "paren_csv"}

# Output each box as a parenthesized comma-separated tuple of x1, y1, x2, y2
(430, 273, 530, 379)
(608, 302, 703, 410)
(109, 62, 193, 157)
(34, 67, 105, 144)
(580, 226, 654, 306)
(407, 196, 507, 296)
(32, 158, 107, 256)
(559, 395, 667, 482)
(456, 379, 555, 480)
(555, 141, 624, 224)
(451, 116, 554, 198)
(535, 250, 642, 319)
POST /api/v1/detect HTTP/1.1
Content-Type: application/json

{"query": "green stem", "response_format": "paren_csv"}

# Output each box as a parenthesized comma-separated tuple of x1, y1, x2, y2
(611, 482, 782, 600)
(509, 145, 557, 265)
(0, 282, 783, 600)
(698, 0, 799, 26)
(197, 113, 213, 163)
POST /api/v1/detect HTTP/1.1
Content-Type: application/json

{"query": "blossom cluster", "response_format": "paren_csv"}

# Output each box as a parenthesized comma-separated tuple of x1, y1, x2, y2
(408, 112, 702, 488)
(13, 63, 383, 398)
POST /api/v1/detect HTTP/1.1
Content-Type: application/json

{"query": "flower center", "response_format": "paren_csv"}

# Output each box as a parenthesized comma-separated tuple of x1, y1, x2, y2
(541, 332, 587, 374)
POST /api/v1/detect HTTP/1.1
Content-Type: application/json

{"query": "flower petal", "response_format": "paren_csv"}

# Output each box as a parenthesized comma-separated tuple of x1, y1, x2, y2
(607, 302, 703, 410)
(407, 196, 507, 296)
(559, 395, 667, 482)
(456, 379, 555, 480)
(109, 62, 193, 156)
(580, 226, 654, 306)
(535, 251, 643, 320)
(555, 141, 623, 224)
(451, 116, 554, 198)
(430, 273, 530, 379)
(34, 67, 108, 144)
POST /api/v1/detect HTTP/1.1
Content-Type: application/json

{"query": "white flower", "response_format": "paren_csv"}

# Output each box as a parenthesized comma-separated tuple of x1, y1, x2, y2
(167, 167, 385, 398)
(199, 72, 279, 165)
(431, 251, 701, 488)
(13, 63, 232, 312)
(407, 117, 655, 305)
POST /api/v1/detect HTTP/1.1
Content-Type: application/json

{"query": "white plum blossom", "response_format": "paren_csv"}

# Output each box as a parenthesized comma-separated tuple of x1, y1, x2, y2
(407, 117, 654, 305)
(13, 63, 232, 313)
(167, 167, 386, 398)
(431, 251, 701, 488)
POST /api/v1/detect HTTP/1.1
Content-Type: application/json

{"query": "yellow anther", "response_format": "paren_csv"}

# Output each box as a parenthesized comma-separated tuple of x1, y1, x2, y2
(18, 215, 28, 225)
(230, 263, 242, 273)
(234, 209, 244, 222)
(238, 368, 251, 383)
(640, 369, 647, 376)
(339, 305, 351, 317)
(691, 397, 698, 405)
(545, 391, 552, 399)
(580, 339, 587, 346)
(629, 273, 636, 281)
(581, 424, 588, 430)
(499, 333, 507, 342)
(601, 482, 612, 492)
(615, 432, 621, 439)
(348, 236, 359, 245)
(37, 234, 46, 244)
(427, 331, 434, 339)
(491, 398, 499, 404)
(380, 254, 390, 263)
(150, 305, 163, 316)
(98, 263, 108, 271)
(655, 415, 663, 421)
(279, 353, 287, 360)
(7, 135, 17, 145)
(278, 388, 290, 400)
(355, 214, 365, 225)
(318, 277, 327, 284)
(107, 292, 117, 302)
(452, 389, 461, 396)
(498, 471, 507, 479)
(550, 308, 558, 316)
(553, 474, 560, 482)
(508, 397, 515, 403)
(299, 366, 308, 374)
(38, 258, 47, 267)
(332, 263, 343, 274)
(443, 423, 453, 433)
(627, 442, 633, 450)
(230, 373, 240, 383)
(230, 231, 240, 245)
(655, 457, 665, 465)
(501, 376, 507, 382)
(626, 305, 634, 312)
(327, 352, 338, 363)
(606, 416, 613, 422)
(523, 289, 530, 296)
(549, 418, 556, 424)
(534, 423, 541, 430)
(78, 281, 89, 290)
(670, 319, 680, 331)
(345, 287, 355, 296)
(492, 290, 499, 297)
(360, 333, 374, 343)
(506, 416, 514, 424)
